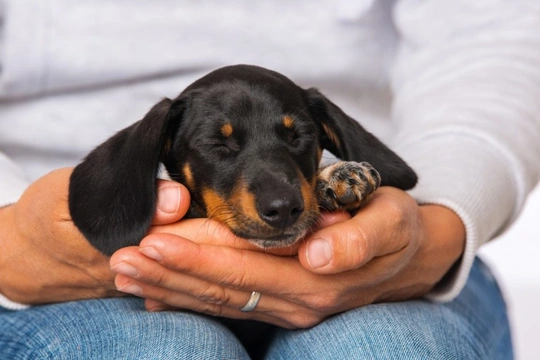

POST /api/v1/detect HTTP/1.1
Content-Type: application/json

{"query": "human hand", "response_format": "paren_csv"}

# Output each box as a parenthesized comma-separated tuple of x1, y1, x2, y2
(110, 187, 465, 328)
(0, 168, 190, 305)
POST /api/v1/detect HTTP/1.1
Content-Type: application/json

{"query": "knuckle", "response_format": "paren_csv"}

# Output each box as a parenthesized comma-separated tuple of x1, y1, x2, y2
(148, 289, 174, 305)
(382, 199, 414, 234)
(220, 270, 248, 290)
(384, 198, 408, 220)
(348, 224, 371, 267)
(330, 223, 371, 270)
(289, 312, 325, 329)
(196, 283, 229, 306)
(196, 302, 225, 317)
(233, 273, 249, 290)
(150, 269, 169, 287)
(309, 290, 342, 313)
(219, 254, 250, 290)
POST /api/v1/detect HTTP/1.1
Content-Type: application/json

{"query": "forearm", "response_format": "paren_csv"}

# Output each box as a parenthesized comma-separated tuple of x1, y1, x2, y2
(392, 0, 540, 300)
(0, 152, 31, 309)
(0, 170, 119, 308)
(0, 205, 31, 310)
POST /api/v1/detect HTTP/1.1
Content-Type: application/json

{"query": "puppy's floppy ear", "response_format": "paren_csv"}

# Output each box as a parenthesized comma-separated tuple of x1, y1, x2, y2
(69, 97, 184, 255)
(306, 88, 417, 190)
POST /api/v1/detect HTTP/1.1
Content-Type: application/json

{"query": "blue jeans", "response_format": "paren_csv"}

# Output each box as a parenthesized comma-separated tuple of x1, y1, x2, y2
(0, 258, 512, 359)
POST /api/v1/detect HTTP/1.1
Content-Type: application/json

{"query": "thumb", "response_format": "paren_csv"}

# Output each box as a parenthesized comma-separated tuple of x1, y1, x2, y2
(145, 299, 175, 312)
(298, 219, 374, 275)
(298, 188, 418, 274)
(152, 180, 191, 225)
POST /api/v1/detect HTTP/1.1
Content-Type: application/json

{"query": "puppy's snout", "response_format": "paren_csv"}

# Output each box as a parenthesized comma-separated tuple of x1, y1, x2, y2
(257, 187, 304, 230)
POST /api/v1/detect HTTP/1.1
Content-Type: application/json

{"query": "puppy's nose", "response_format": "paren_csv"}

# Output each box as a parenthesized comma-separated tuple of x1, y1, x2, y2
(257, 190, 304, 229)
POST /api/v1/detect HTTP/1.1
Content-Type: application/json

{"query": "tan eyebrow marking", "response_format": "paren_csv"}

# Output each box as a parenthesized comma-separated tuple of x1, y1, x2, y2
(221, 123, 233, 137)
(182, 163, 195, 190)
(283, 115, 294, 129)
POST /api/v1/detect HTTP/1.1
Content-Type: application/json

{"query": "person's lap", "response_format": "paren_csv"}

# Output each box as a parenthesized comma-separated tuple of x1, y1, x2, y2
(266, 258, 513, 359)
(0, 258, 512, 360)
(0, 297, 250, 359)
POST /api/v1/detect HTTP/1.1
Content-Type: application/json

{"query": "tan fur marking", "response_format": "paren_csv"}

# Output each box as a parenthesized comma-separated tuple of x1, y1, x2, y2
(230, 180, 264, 226)
(202, 172, 320, 242)
(321, 123, 341, 150)
(283, 115, 294, 129)
(182, 163, 195, 189)
(310, 174, 317, 189)
(201, 188, 237, 228)
(318, 162, 340, 182)
(162, 137, 172, 155)
(300, 174, 317, 216)
(221, 123, 233, 137)
(332, 181, 346, 198)
(316, 147, 323, 165)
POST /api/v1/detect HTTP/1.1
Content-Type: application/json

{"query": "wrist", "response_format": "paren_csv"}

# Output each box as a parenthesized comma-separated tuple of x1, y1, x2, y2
(0, 205, 24, 305)
(418, 204, 466, 279)
(0, 204, 16, 271)
(0, 293, 30, 310)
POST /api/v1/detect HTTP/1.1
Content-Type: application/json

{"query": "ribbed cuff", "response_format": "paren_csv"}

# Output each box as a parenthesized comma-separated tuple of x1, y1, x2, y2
(0, 293, 30, 310)
(396, 130, 520, 301)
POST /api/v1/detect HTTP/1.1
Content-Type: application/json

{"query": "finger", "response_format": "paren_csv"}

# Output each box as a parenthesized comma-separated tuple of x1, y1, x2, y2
(135, 233, 336, 301)
(111, 248, 297, 327)
(317, 210, 351, 228)
(149, 217, 298, 255)
(145, 299, 175, 312)
(299, 188, 417, 274)
(141, 280, 323, 329)
(116, 274, 293, 328)
(111, 237, 350, 328)
(151, 180, 191, 225)
(112, 245, 252, 308)
(150, 216, 251, 247)
(299, 219, 373, 274)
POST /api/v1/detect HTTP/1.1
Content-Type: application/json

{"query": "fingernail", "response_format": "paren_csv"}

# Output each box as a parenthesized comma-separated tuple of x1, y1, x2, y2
(139, 247, 163, 261)
(157, 185, 181, 214)
(117, 283, 143, 296)
(110, 262, 139, 277)
(147, 306, 166, 312)
(306, 238, 332, 269)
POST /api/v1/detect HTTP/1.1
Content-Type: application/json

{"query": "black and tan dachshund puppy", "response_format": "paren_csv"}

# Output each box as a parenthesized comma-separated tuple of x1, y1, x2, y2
(69, 65, 417, 256)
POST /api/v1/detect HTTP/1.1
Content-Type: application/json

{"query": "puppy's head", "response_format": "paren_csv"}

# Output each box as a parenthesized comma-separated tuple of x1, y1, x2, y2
(69, 65, 417, 255)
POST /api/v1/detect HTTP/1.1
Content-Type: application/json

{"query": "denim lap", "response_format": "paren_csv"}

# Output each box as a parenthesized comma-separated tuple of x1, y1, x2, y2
(0, 258, 512, 359)
(0, 298, 249, 360)
(265, 258, 513, 360)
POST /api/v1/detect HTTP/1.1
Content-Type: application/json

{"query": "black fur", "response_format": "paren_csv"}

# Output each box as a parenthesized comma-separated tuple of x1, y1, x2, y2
(69, 65, 417, 255)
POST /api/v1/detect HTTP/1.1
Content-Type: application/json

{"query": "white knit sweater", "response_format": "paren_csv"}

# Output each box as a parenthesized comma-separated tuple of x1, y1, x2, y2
(1, 0, 539, 310)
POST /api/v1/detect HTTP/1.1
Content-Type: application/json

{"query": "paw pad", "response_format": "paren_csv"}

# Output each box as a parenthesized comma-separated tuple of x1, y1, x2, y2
(316, 161, 381, 212)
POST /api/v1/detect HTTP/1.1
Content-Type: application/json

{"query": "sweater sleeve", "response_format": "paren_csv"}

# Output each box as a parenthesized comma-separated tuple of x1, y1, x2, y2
(391, 0, 540, 301)
(0, 151, 28, 208)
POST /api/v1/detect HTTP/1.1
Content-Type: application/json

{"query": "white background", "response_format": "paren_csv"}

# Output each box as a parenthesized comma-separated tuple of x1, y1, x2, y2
(479, 184, 540, 360)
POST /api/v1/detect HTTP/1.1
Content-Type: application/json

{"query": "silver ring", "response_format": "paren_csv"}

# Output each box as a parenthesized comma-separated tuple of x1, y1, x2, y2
(240, 291, 261, 312)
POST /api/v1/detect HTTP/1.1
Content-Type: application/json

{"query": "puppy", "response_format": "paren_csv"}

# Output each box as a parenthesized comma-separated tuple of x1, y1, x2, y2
(69, 65, 417, 255)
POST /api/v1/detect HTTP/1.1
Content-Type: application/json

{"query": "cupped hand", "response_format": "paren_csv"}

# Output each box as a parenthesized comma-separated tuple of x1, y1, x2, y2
(0, 168, 190, 304)
(110, 187, 465, 329)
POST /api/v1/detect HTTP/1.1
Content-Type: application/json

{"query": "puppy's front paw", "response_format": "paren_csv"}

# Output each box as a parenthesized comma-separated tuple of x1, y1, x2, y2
(315, 161, 381, 212)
